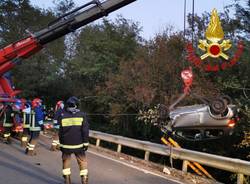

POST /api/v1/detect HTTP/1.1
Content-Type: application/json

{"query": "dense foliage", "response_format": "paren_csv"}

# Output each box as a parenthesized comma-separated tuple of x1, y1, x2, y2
(0, 0, 249, 183)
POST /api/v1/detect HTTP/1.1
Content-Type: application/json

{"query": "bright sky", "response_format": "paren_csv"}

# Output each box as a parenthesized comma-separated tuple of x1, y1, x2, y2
(30, 0, 240, 40)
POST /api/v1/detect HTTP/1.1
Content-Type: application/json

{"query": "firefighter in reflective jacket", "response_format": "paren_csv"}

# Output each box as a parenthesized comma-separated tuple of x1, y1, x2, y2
(2, 104, 14, 144)
(58, 96, 89, 184)
(21, 102, 31, 147)
(11, 100, 24, 137)
(50, 100, 64, 151)
(25, 98, 44, 156)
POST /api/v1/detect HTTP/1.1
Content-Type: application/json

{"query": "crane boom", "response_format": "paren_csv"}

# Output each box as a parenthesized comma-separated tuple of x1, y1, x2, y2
(36, 0, 136, 44)
(0, 0, 136, 99)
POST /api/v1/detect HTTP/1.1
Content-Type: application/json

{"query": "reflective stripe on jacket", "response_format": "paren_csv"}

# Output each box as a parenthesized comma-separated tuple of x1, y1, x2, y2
(59, 109, 89, 153)
(29, 111, 41, 131)
(22, 112, 31, 128)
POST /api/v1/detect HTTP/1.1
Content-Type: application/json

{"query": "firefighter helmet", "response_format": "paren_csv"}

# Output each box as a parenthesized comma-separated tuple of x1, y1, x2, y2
(66, 96, 79, 108)
(55, 100, 64, 111)
(12, 99, 22, 111)
(32, 98, 42, 108)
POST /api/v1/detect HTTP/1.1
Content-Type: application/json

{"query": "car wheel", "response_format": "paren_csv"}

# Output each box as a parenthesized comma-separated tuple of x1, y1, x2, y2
(209, 98, 227, 115)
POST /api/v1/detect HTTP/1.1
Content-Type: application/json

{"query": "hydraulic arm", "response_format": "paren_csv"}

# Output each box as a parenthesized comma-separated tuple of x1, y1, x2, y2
(0, 0, 136, 98)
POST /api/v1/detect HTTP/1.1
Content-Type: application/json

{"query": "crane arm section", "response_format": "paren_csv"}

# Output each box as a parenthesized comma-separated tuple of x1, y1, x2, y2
(0, 0, 136, 98)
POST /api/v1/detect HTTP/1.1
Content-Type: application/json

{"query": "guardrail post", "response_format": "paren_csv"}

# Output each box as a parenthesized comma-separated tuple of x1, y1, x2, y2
(96, 139, 101, 147)
(144, 151, 150, 161)
(117, 144, 122, 153)
(182, 160, 188, 172)
(237, 173, 244, 184)
(89, 130, 250, 178)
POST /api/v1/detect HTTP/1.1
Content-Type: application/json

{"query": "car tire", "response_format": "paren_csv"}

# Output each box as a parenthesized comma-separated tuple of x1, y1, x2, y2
(209, 98, 227, 115)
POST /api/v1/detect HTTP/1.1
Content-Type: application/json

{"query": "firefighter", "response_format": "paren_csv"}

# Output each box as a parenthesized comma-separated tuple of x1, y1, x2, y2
(0, 103, 7, 140)
(59, 96, 89, 184)
(25, 98, 44, 156)
(50, 100, 64, 151)
(11, 100, 23, 139)
(21, 102, 31, 147)
(2, 104, 14, 144)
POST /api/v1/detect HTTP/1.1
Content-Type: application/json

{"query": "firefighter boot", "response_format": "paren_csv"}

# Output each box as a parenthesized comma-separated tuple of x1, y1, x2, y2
(81, 176, 88, 184)
(25, 149, 37, 156)
(21, 140, 27, 147)
(3, 136, 12, 144)
(26, 143, 37, 156)
(63, 175, 71, 184)
(25, 149, 33, 156)
(21, 137, 28, 147)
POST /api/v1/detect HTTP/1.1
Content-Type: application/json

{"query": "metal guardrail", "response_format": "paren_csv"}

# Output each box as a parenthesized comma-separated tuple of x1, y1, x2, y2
(90, 130, 250, 184)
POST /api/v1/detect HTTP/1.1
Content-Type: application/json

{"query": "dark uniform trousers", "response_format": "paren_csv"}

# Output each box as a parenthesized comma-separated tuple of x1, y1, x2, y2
(51, 108, 63, 151)
(21, 128, 29, 147)
(26, 111, 41, 155)
(21, 112, 31, 147)
(3, 126, 12, 143)
(50, 121, 60, 151)
(26, 131, 40, 153)
(2, 109, 14, 144)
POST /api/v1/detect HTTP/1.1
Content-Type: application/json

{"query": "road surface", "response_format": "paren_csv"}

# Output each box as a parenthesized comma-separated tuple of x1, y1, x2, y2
(0, 136, 183, 184)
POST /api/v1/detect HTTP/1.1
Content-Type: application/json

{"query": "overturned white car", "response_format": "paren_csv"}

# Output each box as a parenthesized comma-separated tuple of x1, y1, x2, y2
(138, 95, 239, 141)
(164, 95, 238, 141)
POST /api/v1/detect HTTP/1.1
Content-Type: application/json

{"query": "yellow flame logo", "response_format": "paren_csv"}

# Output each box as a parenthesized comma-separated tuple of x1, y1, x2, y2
(198, 9, 231, 60)
(205, 9, 224, 42)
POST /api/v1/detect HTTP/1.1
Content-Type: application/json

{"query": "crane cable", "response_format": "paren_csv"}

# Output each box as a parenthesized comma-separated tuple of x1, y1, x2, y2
(191, 0, 195, 44)
(183, 0, 187, 41)
(183, 0, 195, 43)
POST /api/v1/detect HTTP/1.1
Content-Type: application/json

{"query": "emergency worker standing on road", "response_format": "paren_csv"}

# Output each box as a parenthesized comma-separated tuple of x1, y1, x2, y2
(21, 102, 31, 147)
(50, 100, 64, 151)
(11, 100, 24, 138)
(58, 96, 89, 184)
(25, 98, 44, 156)
(2, 104, 14, 144)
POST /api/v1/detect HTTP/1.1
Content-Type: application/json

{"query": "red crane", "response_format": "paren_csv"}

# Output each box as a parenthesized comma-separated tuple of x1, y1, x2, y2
(0, 0, 136, 102)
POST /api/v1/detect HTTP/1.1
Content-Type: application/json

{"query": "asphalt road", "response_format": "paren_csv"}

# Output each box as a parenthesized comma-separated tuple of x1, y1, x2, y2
(0, 136, 183, 184)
